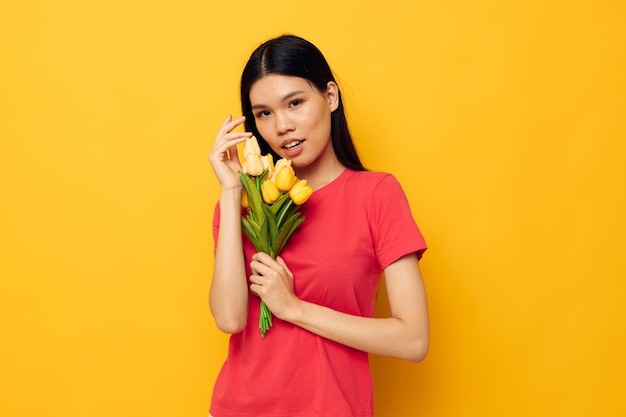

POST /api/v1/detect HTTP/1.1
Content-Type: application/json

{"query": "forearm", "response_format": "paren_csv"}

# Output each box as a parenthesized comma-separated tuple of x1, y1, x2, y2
(285, 301, 429, 362)
(272, 255, 429, 362)
(249, 250, 429, 360)
(209, 188, 249, 333)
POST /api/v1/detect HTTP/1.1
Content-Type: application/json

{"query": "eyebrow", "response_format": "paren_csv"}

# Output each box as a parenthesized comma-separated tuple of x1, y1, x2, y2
(251, 90, 306, 110)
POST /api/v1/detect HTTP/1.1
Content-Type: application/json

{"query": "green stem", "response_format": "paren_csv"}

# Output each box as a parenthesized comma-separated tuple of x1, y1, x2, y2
(259, 301, 273, 339)
(277, 199, 294, 228)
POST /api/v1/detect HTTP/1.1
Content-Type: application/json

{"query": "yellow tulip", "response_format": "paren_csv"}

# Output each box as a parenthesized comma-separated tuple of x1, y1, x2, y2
(241, 188, 249, 208)
(243, 153, 264, 176)
(243, 135, 261, 156)
(289, 179, 313, 205)
(271, 159, 290, 179)
(261, 180, 280, 204)
(272, 159, 296, 191)
(261, 154, 274, 176)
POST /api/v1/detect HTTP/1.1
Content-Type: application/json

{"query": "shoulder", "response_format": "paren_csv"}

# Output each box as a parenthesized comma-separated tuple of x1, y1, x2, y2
(345, 169, 400, 188)
(343, 170, 405, 195)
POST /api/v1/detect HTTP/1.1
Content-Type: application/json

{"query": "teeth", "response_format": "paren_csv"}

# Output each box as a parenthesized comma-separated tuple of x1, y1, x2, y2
(285, 141, 301, 149)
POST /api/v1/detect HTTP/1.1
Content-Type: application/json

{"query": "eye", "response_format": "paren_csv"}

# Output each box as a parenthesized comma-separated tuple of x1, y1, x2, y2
(255, 110, 271, 118)
(289, 99, 301, 108)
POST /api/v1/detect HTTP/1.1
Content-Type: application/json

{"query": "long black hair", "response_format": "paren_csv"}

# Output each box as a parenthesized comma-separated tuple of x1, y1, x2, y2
(240, 35, 365, 171)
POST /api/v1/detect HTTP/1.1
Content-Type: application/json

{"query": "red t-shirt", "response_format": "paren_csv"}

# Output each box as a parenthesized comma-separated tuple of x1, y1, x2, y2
(210, 169, 427, 417)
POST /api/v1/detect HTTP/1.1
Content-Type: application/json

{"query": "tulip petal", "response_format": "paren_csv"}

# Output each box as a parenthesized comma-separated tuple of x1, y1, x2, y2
(289, 179, 313, 205)
(274, 165, 296, 191)
(261, 180, 280, 204)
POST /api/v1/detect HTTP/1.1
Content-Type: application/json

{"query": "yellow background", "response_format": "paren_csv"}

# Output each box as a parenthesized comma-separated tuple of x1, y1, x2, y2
(1, 1, 625, 416)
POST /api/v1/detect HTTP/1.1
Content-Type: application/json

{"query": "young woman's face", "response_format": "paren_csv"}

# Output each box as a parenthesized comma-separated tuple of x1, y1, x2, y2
(249, 74, 339, 170)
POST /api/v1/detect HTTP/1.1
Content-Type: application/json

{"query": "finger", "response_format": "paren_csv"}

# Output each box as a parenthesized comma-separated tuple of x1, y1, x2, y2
(249, 283, 261, 297)
(215, 130, 250, 146)
(226, 143, 241, 162)
(276, 256, 294, 278)
(249, 272, 264, 285)
(252, 252, 274, 264)
(210, 135, 244, 162)
(250, 259, 272, 277)
(219, 115, 247, 136)
(214, 132, 250, 155)
(251, 254, 280, 275)
(210, 133, 247, 161)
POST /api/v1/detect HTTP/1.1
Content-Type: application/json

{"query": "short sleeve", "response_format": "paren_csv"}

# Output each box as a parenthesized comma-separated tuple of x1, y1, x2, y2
(367, 174, 427, 269)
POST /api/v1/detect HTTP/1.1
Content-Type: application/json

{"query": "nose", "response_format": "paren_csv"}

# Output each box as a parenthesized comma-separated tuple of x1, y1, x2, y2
(274, 111, 294, 135)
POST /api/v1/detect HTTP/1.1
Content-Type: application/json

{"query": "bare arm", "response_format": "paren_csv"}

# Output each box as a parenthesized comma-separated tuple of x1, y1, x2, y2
(249, 252, 430, 362)
(208, 115, 252, 334)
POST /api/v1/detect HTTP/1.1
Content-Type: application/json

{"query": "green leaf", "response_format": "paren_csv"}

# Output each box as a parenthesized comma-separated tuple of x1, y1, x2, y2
(261, 204, 279, 244)
(276, 199, 295, 228)
(259, 168, 269, 183)
(272, 213, 305, 256)
(270, 193, 290, 215)
(278, 218, 304, 255)
(258, 217, 270, 255)
(239, 172, 265, 227)
(241, 217, 261, 250)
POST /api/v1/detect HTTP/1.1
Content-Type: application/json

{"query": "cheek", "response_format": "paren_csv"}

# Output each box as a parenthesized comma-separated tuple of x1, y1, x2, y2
(297, 108, 322, 131)
(255, 123, 284, 154)
(255, 120, 276, 140)
(306, 110, 331, 135)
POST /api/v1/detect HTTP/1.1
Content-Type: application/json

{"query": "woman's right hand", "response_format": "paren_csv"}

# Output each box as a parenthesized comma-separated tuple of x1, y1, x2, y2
(208, 115, 252, 191)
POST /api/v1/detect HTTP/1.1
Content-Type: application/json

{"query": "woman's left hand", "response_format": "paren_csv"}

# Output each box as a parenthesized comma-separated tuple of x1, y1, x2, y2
(249, 253, 299, 320)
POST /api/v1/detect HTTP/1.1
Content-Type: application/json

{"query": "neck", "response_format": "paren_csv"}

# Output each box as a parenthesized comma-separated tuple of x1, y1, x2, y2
(295, 155, 345, 191)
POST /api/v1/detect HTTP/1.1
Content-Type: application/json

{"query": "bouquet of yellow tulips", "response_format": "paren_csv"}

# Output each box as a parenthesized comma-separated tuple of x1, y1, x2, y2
(239, 136, 313, 338)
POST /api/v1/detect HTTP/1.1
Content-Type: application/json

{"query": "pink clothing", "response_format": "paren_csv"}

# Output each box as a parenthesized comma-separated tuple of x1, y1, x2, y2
(210, 169, 426, 417)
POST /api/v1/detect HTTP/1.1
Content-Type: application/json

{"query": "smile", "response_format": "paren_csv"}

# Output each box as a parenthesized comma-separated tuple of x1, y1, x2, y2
(283, 140, 303, 150)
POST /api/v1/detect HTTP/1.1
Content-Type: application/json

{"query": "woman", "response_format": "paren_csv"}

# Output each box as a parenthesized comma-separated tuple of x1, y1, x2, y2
(208, 35, 429, 417)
